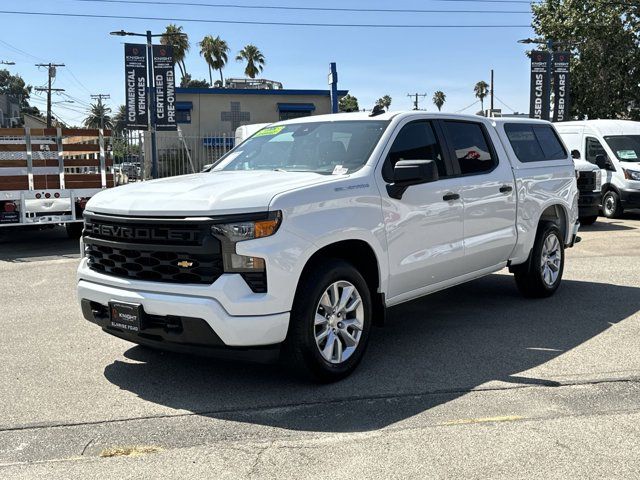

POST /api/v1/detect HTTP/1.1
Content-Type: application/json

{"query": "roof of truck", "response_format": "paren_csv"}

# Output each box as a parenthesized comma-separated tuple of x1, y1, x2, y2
(555, 119, 640, 136)
(271, 111, 554, 126)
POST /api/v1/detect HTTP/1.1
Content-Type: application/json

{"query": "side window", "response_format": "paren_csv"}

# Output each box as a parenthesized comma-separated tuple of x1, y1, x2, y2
(444, 121, 497, 175)
(504, 123, 567, 162)
(383, 120, 447, 181)
(585, 137, 606, 164)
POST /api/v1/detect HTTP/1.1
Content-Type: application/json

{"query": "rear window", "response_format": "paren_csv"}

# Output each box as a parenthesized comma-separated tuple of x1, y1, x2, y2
(504, 124, 567, 162)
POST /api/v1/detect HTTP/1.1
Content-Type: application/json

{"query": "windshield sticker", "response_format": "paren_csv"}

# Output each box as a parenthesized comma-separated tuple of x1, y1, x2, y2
(254, 126, 285, 137)
(332, 165, 349, 175)
(617, 150, 638, 160)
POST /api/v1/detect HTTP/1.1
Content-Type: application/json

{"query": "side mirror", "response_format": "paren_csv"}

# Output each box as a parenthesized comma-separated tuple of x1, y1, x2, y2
(387, 159, 439, 199)
(595, 154, 615, 171)
(571, 149, 580, 160)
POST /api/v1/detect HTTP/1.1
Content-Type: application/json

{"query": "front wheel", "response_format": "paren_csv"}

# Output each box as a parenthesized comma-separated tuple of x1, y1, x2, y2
(602, 190, 624, 219)
(284, 259, 372, 383)
(514, 222, 565, 298)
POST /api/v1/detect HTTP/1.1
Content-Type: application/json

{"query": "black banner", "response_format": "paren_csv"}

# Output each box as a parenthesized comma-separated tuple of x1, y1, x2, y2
(124, 43, 148, 130)
(553, 52, 571, 122)
(529, 51, 551, 120)
(153, 45, 177, 131)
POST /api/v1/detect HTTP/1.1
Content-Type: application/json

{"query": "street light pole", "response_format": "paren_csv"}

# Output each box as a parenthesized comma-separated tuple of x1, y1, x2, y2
(145, 30, 159, 179)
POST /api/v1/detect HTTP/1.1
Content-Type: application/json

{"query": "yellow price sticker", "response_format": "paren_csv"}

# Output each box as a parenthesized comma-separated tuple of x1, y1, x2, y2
(254, 126, 285, 137)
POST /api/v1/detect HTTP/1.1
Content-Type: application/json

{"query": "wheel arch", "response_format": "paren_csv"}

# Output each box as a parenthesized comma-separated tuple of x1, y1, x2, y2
(295, 239, 386, 326)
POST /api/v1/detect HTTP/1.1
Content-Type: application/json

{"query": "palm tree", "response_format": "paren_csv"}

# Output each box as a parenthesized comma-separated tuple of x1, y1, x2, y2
(474, 81, 490, 113)
(199, 35, 216, 85)
(112, 104, 127, 134)
(432, 91, 446, 111)
(236, 44, 265, 79)
(376, 95, 392, 110)
(83, 101, 112, 130)
(209, 36, 230, 85)
(161, 24, 189, 83)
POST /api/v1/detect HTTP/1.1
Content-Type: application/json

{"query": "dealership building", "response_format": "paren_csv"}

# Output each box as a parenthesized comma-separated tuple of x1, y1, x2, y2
(174, 83, 349, 137)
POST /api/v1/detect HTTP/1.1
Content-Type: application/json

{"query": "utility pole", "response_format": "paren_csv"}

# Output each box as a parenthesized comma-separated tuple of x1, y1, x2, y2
(34, 63, 65, 127)
(407, 93, 427, 111)
(90, 93, 111, 130)
(490, 69, 494, 112)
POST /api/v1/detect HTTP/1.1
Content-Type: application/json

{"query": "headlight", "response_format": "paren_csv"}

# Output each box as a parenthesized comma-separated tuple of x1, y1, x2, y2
(594, 169, 602, 191)
(210, 212, 281, 291)
(623, 168, 640, 181)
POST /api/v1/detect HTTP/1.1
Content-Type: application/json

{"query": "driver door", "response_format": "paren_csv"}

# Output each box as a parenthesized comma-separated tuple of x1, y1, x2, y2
(377, 119, 467, 302)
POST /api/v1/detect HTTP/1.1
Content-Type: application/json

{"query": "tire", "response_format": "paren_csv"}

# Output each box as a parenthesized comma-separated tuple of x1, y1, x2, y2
(602, 190, 624, 219)
(284, 258, 372, 383)
(579, 215, 598, 226)
(514, 221, 565, 298)
(65, 222, 84, 239)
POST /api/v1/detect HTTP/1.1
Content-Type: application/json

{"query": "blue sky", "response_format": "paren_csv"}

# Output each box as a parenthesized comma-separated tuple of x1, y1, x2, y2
(0, 0, 536, 125)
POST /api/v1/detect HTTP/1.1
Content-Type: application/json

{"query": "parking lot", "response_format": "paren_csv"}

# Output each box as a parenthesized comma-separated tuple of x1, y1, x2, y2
(1, 214, 640, 479)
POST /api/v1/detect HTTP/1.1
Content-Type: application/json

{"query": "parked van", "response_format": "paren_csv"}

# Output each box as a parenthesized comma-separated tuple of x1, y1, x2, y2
(556, 120, 640, 218)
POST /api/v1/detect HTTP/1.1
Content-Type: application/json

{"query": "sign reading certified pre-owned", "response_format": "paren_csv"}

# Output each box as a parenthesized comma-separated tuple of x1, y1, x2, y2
(153, 45, 177, 131)
(529, 51, 551, 120)
(124, 43, 148, 129)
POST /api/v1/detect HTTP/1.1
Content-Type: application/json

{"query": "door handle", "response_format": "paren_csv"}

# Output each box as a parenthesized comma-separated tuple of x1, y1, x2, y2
(442, 192, 460, 201)
(499, 185, 513, 194)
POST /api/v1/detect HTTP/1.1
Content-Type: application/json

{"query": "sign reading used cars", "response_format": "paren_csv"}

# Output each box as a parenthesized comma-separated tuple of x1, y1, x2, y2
(529, 51, 551, 121)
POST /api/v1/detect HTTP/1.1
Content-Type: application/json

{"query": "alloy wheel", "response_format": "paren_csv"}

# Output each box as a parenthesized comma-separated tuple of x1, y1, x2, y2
(540, 233, 562, 287)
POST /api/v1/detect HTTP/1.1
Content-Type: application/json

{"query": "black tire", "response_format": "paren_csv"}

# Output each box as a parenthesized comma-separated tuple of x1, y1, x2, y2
(65, 222, 84, 239)
(579, 215, 598, 226)
(284, 258, 372, 383)
(602, 190, 624, 219)
(513, 221, 565, 298)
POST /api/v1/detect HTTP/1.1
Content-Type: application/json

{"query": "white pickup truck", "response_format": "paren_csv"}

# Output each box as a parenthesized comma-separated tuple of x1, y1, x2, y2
(77, 112, 579, 381)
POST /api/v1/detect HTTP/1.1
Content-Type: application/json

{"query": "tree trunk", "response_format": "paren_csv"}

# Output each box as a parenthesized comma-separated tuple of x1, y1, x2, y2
(219, 68, 224, 87)
(208, 66, 213, 86)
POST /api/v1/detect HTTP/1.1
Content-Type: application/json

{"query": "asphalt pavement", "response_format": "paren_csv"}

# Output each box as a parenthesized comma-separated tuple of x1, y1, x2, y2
(1, 213, 639, 479)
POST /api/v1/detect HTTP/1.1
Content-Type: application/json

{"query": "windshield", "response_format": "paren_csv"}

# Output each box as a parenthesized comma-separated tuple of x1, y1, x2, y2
(213, 120, 388, 174)
(604, 135, 640, 162)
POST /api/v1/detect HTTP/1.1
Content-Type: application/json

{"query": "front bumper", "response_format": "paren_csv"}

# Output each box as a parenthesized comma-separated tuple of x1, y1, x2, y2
(78, 278, 290, 352)
(578, 191, 600, 217)
(620, 189, 640, 207)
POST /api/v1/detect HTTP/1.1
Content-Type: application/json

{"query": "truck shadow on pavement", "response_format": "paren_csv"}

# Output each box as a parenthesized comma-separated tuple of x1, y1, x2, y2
(103, 274, 640, 433)
(0, 226, 79, 262)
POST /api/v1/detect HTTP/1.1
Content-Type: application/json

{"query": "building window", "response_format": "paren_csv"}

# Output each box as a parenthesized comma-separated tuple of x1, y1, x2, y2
(277, 103, 316, 121)
(279, 110, 311, 121)
(176, 109, 191, 124)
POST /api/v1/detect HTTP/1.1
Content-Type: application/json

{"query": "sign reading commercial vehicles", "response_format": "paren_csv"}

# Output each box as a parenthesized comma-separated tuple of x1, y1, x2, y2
(529, 51, 551, 120)
(124, 43, 148, 130)
(553, 52, 571, 122)
(152, 45, 177, 131)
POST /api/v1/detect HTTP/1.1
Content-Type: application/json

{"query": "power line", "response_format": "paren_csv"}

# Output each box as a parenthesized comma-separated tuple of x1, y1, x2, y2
(0, 39, 46, 62)
(64, 66, 92, 95)
(455, 99, 480, 113)
(494, 95, 517, 112)
(0, 10, 531, 28)
(34, 62, 66, 127)
(65, 0, 532, 13)
(407, 93, 428, 110)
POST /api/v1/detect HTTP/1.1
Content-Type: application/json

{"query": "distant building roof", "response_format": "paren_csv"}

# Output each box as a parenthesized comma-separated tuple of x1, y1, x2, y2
(177, 87, 348, 97)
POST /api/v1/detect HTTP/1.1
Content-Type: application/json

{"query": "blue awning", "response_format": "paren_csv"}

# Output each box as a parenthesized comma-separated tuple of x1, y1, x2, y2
(176, 101, 193, 111)
(203, 137, 235, 147)
(277, 103, 316, 112)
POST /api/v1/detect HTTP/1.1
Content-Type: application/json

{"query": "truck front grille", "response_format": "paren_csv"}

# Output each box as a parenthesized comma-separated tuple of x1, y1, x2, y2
(83, 214, 223, 285)
(85, 244, 223, 284)
(577, 171, 597, 192)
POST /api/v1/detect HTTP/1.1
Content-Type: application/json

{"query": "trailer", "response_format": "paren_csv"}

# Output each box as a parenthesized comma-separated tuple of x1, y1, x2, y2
(0, 127, 114, 238)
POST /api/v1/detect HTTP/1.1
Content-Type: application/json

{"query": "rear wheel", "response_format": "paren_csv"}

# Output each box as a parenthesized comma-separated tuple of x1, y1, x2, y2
(514, 222, 564, 298)
(65, 222, 83, 239)
(602, 190, 624, 219)
(284, 259, 372, 383)
(579, 215, 598, 226)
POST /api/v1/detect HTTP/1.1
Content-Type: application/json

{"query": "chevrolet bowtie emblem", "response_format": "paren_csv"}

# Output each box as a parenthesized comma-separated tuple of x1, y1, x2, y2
(177, 260, 194, 268)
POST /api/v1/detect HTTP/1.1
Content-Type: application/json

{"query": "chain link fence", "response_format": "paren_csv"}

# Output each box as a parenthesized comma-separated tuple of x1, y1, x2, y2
(110, 129, 235, 184)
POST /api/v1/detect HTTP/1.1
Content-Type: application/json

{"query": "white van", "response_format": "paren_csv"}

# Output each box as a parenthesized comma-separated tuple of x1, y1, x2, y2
(556, 120, 640, 218)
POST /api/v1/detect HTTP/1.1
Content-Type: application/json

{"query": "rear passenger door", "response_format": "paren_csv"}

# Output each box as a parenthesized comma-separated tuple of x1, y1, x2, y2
(441, 120, 518, 272)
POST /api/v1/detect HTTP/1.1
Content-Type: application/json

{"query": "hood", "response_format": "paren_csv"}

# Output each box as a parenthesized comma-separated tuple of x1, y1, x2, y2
(87, 170, 335, 216)
(573, 159, 599, 172)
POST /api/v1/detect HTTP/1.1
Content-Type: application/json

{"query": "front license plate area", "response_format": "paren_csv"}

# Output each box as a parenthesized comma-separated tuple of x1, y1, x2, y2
(109, 302, 142, 332)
